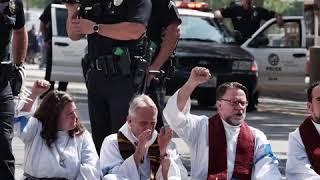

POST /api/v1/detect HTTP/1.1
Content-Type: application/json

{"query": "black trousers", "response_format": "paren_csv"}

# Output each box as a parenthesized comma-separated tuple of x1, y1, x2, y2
(87, 69, 135, 153)
(44, 44, 68, 93)
(0, 82, 15, 180)
(147, 78, 166, 131)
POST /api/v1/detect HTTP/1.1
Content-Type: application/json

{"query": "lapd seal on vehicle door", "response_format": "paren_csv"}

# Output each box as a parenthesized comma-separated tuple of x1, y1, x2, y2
(268, 53, 280, 66)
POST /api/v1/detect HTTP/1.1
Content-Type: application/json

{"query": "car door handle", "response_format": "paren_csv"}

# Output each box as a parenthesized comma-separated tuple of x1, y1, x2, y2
(293, 53, 306, 58)
(54, 42, 69, 47)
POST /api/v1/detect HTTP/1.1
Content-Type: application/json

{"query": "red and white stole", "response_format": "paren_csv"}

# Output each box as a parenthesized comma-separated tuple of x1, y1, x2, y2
(207, 114, 255, 180)
(299, 116, 320, 174)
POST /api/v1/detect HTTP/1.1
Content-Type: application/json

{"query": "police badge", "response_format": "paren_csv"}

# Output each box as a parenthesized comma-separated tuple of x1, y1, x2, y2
(113, 0, 123, 6)
(8, 0, 15, 14)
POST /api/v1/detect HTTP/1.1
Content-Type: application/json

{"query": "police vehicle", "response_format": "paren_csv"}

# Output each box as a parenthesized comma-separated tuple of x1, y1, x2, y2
(241, 16, 308, 100)
(50, 3, 308, 107)
(165, 7, 259, 109)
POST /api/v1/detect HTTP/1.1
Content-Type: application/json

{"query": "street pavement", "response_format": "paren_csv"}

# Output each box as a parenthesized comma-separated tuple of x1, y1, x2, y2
(13, 64, 307, 179)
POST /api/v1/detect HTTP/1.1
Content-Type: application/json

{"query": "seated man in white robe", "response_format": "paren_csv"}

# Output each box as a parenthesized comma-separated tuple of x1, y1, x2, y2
(100, 94, 188, 180)
(286, 81, 320, 179)
(163, 67, 282, 179)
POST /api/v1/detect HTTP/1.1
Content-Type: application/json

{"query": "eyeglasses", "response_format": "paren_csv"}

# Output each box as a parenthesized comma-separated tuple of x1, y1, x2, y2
(219, 99, 248, 107)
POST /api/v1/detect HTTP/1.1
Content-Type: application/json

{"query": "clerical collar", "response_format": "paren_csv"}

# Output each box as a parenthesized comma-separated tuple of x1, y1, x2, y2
(311, 120, 320, 135)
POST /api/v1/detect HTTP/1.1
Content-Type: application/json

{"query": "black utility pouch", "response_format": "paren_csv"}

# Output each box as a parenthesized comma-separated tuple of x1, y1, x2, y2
(81, 54, 91, 82)
(116, 47, 131, 76)
(132, 56, 148, 90)
(105, 55, 117, 76)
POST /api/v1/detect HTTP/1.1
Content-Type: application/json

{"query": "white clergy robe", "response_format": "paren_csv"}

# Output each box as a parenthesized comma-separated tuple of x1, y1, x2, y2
(163, 90, 282, 180)
(286, 120, 320, 179)
(100, 122, 188, 180)
(19, 117, 101, 180)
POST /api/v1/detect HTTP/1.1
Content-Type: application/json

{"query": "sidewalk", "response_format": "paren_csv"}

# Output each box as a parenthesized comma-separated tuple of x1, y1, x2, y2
(13, 137, 24, 179)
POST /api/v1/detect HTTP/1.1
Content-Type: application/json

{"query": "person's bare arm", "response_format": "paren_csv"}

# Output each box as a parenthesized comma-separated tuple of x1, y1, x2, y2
(79, 18, 146, 40)
(20, 80, 50, 112)
(275, 13, 284, 27)
(12, 26, 27, 64)
(177, 67, 211, 111)
(149, 23, 180, 71)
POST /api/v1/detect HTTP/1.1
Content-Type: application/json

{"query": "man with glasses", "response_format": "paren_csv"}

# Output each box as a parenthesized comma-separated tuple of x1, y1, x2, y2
(286, 82, 320, 179)
(163, 67, 281, 179)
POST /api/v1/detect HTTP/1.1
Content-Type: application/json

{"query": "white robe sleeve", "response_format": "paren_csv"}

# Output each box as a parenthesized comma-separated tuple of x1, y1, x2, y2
(76, 131, 101, 180)
(100, 134, 140, 179)
(252, 128, 282, 180)
(18, 117, 40, 143)
(286, 129, 320, 179)
(163, 89, 207, 145)
(155, 142, 188, 180)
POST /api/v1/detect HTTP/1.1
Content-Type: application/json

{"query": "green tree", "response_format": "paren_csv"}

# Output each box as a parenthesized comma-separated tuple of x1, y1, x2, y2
(23, 0, 51, 9)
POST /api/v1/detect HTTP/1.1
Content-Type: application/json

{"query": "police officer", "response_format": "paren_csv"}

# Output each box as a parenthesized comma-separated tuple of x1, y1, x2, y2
(0, 0, 27, 178)
(65, 0, 151, 153)
(214, 0, 283, 44)
(146, 0, 181, 130)
(40, 0, 68, 95)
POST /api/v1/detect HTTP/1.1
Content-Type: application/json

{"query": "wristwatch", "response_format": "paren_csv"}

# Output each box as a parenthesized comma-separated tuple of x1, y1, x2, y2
(93, 24, 100, 33)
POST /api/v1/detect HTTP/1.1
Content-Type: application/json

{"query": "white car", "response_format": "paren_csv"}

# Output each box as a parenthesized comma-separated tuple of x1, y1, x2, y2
(242, 16, 308, 99)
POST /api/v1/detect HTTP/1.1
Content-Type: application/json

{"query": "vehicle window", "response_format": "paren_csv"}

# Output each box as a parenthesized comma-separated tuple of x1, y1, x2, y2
(56, 8, 68, 37)
(180, 15, 235, 44)
(258, 21, 301, 48)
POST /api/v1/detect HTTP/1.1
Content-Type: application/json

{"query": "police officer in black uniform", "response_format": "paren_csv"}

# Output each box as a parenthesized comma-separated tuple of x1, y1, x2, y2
(0, 0, 27, 178)
(65, 0, 151, 153)
(214, 0, 283, 44)
(146, 0, 181, 130)
(40, 0, 69, 95)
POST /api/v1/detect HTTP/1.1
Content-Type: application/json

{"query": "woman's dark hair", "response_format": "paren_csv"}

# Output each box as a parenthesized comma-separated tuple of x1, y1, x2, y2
(34, 90, 85, 147)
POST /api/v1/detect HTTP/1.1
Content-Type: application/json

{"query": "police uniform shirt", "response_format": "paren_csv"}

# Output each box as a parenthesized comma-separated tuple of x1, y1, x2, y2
(81, 0, 152, 57)
(147, 0, 181, 43)
(221, 5, 275, 39)
(0, 0, 25, 60)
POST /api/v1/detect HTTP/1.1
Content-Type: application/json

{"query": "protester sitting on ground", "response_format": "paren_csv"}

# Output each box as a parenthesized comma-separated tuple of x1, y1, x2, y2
(17, 80, 100, 180)
(100, 94, 188, 179)
(163, 67, 281, 179)
(286, 81, 320, 179)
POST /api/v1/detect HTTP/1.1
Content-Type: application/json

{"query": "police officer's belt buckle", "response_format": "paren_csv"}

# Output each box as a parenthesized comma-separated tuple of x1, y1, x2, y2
(95, 58, 103, 71)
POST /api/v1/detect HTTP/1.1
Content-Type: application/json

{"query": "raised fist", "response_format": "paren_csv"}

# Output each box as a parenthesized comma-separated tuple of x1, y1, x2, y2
(188, 66, 211, 86)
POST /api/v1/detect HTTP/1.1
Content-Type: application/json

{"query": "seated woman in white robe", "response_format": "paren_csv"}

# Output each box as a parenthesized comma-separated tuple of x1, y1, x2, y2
(16, 80, 101, 180)
(100, 94, 188, 180)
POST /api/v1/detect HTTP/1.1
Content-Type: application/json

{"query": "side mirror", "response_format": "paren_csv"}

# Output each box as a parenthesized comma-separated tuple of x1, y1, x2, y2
(248, 35, 269, 48)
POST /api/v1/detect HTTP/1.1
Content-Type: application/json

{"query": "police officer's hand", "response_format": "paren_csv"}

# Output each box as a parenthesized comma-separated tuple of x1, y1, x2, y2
(79, 18, 95, 35)
(65, 3, 80, 15)
(69, 19, 81, 35)
(187, 67, 211, 87)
